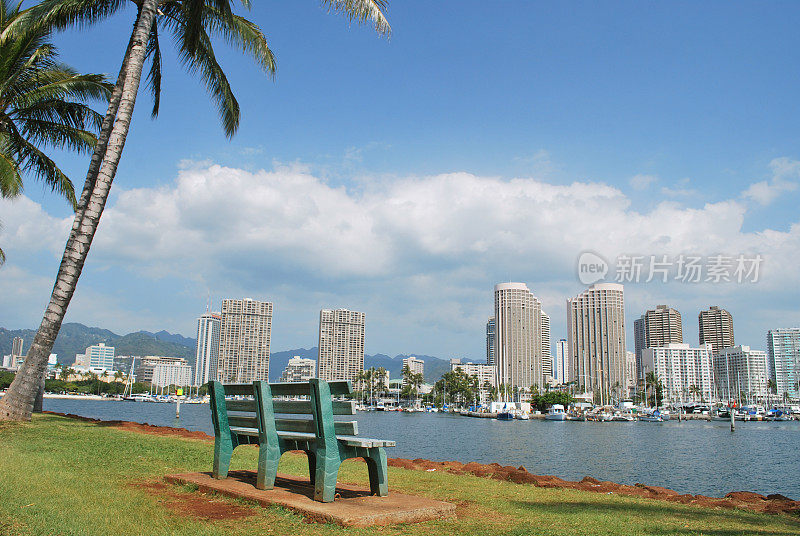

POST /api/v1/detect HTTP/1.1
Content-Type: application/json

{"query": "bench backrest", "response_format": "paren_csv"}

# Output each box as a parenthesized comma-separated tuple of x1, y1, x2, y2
(255, 380, 356, 448)
(210, 380, 357, 447)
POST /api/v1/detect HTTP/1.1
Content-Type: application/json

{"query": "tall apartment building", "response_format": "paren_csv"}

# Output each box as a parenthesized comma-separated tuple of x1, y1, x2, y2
(633, 305, 683, 382)
(194, 312, 221, 386)
(553, 339, 569, 384)
(541, 311, 552, 379)
(402, 356, 424, 384)
(494, 282, 543, 394)
(317, 309, 365, 383)
(642, 343, 714, 404)
(486, 316, 496, 366)
(699, 306, 735, 356)
(11, 337, 23, 358)
(217, 298, 273, 383)
(714, 345, 768, 402)
(767, 328, 800, 400)
(450, 358, 496, 403)
(567, 283, 627, 405)
(279, 356, 317, 382)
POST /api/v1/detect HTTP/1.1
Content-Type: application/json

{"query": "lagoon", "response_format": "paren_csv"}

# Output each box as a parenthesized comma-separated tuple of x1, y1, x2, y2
(43, 398, 800, 499)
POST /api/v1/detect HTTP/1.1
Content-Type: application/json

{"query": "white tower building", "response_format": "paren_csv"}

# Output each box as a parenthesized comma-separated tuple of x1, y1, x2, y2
(194, 312, 221, 385)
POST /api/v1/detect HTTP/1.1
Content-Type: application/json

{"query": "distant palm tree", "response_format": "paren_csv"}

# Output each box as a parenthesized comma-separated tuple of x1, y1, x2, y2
(0, 0, 110, 265)
(0, 0, 390, 421)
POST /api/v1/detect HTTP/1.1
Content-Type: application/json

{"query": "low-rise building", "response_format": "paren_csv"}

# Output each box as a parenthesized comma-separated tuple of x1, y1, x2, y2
(450, 358, 496, 403)
(402, 356, 424, 384)
(642, 343, 714, 404)
(714, 345, 768, 403)
(279, 356, 317, 382)
(134, 356, 191, 387)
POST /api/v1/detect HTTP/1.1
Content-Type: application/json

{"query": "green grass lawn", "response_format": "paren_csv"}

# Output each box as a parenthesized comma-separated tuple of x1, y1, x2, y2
(0, 414, 797, 536)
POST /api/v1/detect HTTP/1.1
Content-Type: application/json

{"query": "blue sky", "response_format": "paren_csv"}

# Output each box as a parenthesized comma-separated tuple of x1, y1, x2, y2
(2, 1, 800, 361)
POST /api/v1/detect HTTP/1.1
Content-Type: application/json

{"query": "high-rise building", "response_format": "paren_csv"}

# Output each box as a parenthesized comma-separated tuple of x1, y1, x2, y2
(11, 337, 23, 358)
(699, 306, 734, 356)
(567, 283, 627, 404)
(486, 316, 496, 366)
(217, 298, 273, 383)
(194, 312, 221, 386)
(279, 356, 317, 382)
(714, 345, 768, 402)
(494, 282, 543, 394)
(633, 305, 683, 382)
(541, 311, 552, 379)
(553, 339, 569, 384)
(642, 343, 713, 404)
(402, 356, 424, 384)
(767, 328, 800, 400)
(317, 309, 365, 383)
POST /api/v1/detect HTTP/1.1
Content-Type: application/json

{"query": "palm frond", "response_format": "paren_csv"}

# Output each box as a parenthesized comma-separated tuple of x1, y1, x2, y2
(178, 27, 239, 137)
(16, 137, 77, 209)
(0, 145, 23, 198)
(203, 7, 275, 76)
(319, 0, 391, 36)
(3, 0, 126, 37)
(12, 71, 112, 111)
(22, 118, 98, 154)
(145, 14, 162, 118)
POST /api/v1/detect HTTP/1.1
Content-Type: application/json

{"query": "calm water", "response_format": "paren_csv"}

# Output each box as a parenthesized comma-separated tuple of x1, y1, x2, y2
(44, 398, 800, 499)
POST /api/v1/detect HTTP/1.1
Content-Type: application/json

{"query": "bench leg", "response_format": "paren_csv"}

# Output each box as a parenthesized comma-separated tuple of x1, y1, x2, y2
(364, 447, 389, 497)
(313, 455, 341, 503)
(256, 443, 281, 490)
(212, 437, 233, 480)
(306, 451, 317, 485)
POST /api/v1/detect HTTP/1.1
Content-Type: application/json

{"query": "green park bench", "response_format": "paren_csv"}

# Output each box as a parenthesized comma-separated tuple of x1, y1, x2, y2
(209, 378, 395, 502)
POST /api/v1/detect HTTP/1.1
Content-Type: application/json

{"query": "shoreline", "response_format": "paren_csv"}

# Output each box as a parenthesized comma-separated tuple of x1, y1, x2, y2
(41, 411, 799, 515)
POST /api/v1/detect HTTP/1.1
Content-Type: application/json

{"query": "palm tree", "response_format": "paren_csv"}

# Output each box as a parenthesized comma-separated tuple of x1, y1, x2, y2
(0, 0, 110, 265)
(0, 0, 390, 421)
(689, 384, 701, 403)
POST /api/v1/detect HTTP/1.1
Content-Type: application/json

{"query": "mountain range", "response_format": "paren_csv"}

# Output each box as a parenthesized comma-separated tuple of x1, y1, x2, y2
(1, 323, 456, 383)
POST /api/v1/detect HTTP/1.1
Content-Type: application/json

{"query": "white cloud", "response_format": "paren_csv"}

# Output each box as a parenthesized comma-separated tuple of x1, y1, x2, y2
(2, 159, 800, 357)
(629, 174, 658, 190)
(742, 157, 800, 205)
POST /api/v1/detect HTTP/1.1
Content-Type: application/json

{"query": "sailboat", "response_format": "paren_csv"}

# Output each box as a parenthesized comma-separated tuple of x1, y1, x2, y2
(496, 402, 514, 420)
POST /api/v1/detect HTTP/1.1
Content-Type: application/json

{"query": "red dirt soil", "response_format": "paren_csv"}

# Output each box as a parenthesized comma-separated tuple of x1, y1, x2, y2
(46, 412, 800, 516)
(130, 481, 256, 521)
(387, 458, 800, 515)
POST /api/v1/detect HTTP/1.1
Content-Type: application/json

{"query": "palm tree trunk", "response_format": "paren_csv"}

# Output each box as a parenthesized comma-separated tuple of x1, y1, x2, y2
(0, 0, 159, 421)
(73, 25, 137, 218)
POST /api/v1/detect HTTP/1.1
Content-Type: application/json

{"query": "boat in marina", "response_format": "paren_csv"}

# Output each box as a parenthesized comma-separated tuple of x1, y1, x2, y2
(639, 409, 663, 422)
(612, 410, 636, 422)
(546, 404, 567, 421)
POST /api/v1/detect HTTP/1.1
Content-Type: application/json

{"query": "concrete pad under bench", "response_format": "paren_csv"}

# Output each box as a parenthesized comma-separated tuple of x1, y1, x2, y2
(164, 470, 456, 527)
